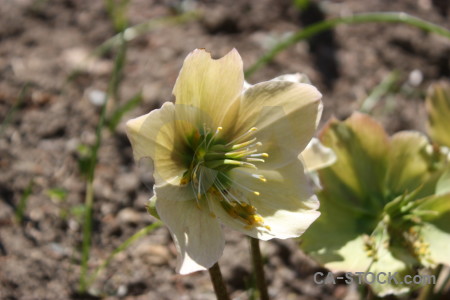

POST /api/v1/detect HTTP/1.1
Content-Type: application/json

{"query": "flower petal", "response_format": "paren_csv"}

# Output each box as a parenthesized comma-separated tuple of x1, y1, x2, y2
(386, 131, 442, 198)
(126, 102, 185, 185)
(300, 138, 336, 173)
(155, 197, 225, 274)
(413, 192, 450, 266)
(127, 102, 214, 185)
(269, 73, 311, 84)
(318, 113, 389, 206)
(173, 48, 244, 126)
(226, 81, 322, 167)
(211, 160, 320, 240)
(426, 82, 450, 148)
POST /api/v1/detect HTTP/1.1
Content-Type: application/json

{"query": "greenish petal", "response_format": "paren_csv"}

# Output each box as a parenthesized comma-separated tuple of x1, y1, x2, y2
(146, 195, 160, 219)
(436, 167, 450, 196)
(426, 82, 450, 148)
(318, 113, 389, 209)
(301, 190, 377, 272)
(368, 228, 417, 296)
(420, 222, 450, 266)
(385, 131, 439, 199)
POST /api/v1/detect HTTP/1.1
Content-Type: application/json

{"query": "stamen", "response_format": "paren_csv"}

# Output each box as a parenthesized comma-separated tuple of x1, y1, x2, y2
(214, 181, 243, 205)
(226, 127, 258, 146)
(231, 138, 257, 150)
(249, 153, 269, 158)
(251, 174, 267, 182)
(220, 172, 261, 196)
(222, 159, 257, 169)
(206, 126, 223, 149)
(246, 158, 265, 163)
(225, 148, 258, 158)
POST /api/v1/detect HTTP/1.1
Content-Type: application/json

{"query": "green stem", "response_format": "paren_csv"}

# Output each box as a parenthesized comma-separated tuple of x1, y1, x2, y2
(87, 222, 161, 285)
(436, 264, 450, 299)
(79, 180, 94, 292)
(208, 263, 230, 300)
(418, 264, 442, 300)
(244, 12, 450, 78)
(78, 32, 127, 294)
(250, 237, 269, 300)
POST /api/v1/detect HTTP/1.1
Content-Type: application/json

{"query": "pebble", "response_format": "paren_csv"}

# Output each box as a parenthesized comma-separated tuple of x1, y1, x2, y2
(135, 243, 171, 266)
(117, 208, 142, 225)
(116, 173, 139, 193)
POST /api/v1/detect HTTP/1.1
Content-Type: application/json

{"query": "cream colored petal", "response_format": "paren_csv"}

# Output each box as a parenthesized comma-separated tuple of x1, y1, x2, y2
(126, 102, 213, 186)
(126, 102, 185, 185)
(154, 180, 196, 202)
(270, 73, 311, 84)
(300, 138, 337, 172)
(173, 48, 244, 126)
(156, 197, 225, 274)
(224, 81, 322, 167)
(243, 73, 310, 91)
(210, 160, 320, 240)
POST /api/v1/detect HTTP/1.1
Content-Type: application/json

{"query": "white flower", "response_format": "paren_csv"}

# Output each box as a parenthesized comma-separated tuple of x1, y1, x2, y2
(126, 49, 323, 274)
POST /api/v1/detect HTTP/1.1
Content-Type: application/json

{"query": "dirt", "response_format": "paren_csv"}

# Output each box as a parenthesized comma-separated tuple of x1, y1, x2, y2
(0, 0, 449, 299)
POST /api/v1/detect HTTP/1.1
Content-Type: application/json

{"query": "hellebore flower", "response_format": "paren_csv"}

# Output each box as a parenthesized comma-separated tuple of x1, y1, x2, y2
(126, 49, 323, 274)
(300, 112, 450, 296)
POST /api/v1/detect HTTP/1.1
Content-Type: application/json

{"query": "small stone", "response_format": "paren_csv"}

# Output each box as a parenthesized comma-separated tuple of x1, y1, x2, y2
(117, 208, 142, 225)
(117, 285, 128, 297)
(408, 69, 423, 86)
(116, 173, 139, 193)
(86, 88, 107, 106)
(135, 243, 171, 265)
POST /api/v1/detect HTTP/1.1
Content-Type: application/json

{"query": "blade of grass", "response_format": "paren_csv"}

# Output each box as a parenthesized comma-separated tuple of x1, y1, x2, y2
(108, 31, 128, 111)
(245, 12, 450, 78)
(93, 12, 199, 58)
(0, 83, 29, 137)
(15, 180, 34, 224)
(87, 222, 162, 286)
(107, 92, 142, 131)
(78, 32, 128, 293)
(360, 71, 400, 113)
(105, 0, 130, 32)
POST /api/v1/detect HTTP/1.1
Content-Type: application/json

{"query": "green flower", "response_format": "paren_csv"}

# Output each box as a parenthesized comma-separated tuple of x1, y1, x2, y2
(300, 112, 450, 296)
(127, 49, 323, 274)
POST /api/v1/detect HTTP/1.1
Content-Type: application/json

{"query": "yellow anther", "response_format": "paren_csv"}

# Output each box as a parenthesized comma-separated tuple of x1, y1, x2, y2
(244, 205, 256, 214)
(253, 191, 260, 196)
(261, 153, 269, 158)
(252, 215, 264, 223)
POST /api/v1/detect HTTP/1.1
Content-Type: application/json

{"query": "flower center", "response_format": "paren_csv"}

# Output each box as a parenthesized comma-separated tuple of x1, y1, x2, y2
(181, 125, 270, 230)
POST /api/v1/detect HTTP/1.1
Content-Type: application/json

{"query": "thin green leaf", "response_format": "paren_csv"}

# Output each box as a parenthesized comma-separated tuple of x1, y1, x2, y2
(245, 12, 450, 78)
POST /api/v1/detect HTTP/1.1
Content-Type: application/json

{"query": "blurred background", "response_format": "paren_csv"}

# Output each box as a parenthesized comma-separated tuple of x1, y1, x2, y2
(0, 0, 449, 299)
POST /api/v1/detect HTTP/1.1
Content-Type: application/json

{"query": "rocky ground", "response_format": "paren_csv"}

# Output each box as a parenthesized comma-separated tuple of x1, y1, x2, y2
(0, 0, 449, 299)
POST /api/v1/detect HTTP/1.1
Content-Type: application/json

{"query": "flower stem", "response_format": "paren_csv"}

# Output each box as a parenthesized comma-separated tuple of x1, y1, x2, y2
(208, 263, 230, 300)
(418, 264, 442, 300)
(250, 237, 269, 300)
